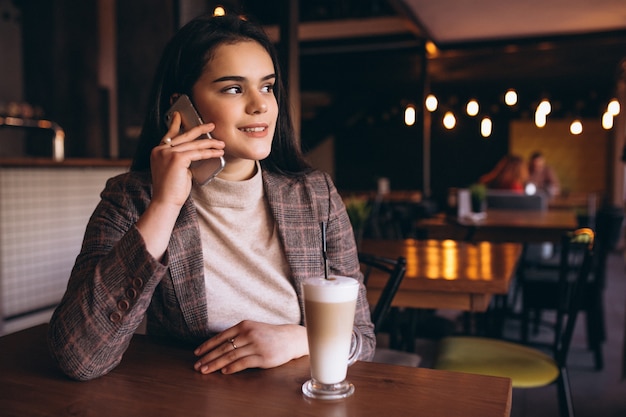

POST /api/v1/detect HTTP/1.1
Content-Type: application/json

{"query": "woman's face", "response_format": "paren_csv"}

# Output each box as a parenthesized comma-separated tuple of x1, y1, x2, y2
(191, 40, 278, 178)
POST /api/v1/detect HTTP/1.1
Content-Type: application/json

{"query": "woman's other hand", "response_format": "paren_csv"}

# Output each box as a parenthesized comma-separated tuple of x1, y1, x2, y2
(193, 321, 308, 374)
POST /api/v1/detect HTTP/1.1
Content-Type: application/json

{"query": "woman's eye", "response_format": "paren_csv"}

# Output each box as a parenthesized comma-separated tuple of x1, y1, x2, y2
(261, 84, 274, 94)
(223, 86, 242, 94)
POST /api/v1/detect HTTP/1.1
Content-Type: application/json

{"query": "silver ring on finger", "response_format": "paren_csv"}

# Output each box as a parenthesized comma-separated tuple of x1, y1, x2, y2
(228, 337, 238, 350)
(161, 137, 173, 147)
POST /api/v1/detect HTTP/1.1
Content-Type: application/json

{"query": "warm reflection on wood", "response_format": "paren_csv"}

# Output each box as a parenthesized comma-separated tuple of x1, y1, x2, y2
(369, 239, 520, 283)
(361, 239, 522, 312)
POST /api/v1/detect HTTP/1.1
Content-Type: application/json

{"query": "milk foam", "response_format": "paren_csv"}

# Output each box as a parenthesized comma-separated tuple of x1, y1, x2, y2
(303, 276, 359, 303)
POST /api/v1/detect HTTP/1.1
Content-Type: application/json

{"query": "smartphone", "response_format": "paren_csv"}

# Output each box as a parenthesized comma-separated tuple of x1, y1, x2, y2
(164, 94, 225, 185)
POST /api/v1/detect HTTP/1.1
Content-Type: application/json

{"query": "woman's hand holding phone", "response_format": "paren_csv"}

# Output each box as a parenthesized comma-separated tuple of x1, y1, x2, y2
(165, 94, 226, 185)
(151, 111, 225, 207)
(137, 112, 225, 261)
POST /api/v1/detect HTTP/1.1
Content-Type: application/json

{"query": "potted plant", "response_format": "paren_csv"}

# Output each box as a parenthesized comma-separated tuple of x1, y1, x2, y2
(343, 195, 371, 248)
(469, 183, 487, 214)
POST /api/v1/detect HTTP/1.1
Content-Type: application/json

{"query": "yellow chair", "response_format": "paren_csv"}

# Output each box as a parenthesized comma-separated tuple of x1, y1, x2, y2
(433, 228, 595, 417)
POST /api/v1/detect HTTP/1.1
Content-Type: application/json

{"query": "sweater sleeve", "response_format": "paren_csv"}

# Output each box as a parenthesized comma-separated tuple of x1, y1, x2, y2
(47, 173, 169, 381)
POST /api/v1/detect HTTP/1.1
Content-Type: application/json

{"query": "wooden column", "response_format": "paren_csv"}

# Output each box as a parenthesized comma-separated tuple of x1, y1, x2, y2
(611, 58, 626, 207)
(97, 0, 118, 158)
(278, 0, 300, 143)
(421, 43, 431, 198)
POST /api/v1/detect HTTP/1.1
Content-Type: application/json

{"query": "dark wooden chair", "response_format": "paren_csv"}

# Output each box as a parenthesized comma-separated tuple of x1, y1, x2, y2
(521, 228, 605, 370)
(359, 252, 421, 367)
(359, 252, 406, 331)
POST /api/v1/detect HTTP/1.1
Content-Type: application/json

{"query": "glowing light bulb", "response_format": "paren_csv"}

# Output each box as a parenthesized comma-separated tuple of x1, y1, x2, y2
(602, 112, 614, 129)
(537, 99, 551, 115)
(535, 111, 546, 128)
(570, 120, 583, 135)
(425, 40, 438, 57)
(466, 100, 479, 116)
(607, 99, 620, 116)
(480, 117, 492, 137)
(213, 6, 226, 16)
(443, 111, 456, 129)
(404, 105, 416, 126)
(504, 89, 517, 106)
(425, 94, 438, 112)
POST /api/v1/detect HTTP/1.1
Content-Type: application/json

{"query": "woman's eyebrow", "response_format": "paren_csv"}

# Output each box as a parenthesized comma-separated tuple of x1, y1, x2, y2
(212, 74, 276, 83)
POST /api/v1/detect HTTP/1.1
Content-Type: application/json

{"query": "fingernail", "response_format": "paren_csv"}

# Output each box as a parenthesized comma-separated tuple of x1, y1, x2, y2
(194, 362, 201, 370)
(201, 365, 209, 374)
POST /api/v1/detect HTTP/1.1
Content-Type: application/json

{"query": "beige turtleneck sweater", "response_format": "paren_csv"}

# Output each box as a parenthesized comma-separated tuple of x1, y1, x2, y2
(191, 165, 301, 333)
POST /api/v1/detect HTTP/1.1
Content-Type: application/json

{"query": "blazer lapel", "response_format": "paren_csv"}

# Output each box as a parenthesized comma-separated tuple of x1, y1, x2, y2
(263, 171, 327, 317)
(167, 199, 209, 337)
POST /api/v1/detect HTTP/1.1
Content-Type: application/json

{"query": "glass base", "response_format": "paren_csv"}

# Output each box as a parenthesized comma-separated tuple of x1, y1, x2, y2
(302, 378, 355, 400)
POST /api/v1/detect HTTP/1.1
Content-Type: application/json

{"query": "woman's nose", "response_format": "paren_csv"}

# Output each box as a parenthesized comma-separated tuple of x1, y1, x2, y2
(247, 93, 268, 114)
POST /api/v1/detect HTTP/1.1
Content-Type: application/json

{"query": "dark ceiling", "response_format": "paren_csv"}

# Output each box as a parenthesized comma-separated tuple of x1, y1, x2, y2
(401, 0, 626, 44)
(235, 0, 626, 126)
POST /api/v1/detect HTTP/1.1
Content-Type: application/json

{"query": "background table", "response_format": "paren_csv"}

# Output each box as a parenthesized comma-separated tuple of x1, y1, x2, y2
(361, 239, 522, 312)
(417, 209, 578, 243)
(1, 325, 512, 417)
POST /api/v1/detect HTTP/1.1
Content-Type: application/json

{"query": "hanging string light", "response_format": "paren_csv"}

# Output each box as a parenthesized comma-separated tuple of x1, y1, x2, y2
(600, 98, 620, 130)
(602, 111, 614, 129)
(443, 111, 456, 129)
(535, 110, 547, 128)
(537, 99, 552, 115)
(570, 119, 583, 135)
(404, 104, 416, 126)
(466, 99, 479, 116)
(504, 89, 518, 106)
(425, 94, 438, 112)
(411, 90, 618, 133)
(480, 117, 492, 137)
(607, 99, 621, 116)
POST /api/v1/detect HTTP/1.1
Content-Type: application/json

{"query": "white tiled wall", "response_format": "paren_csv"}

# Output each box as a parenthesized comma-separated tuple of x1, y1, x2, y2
(0, 166, 127, 335)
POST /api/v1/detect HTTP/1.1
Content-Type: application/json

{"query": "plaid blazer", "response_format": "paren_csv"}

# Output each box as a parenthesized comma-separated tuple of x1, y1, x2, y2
(48, 168, 375, 380)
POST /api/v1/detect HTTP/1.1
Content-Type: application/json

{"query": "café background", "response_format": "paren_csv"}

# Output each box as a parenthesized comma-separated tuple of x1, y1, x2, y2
(2, 0, 621, 209)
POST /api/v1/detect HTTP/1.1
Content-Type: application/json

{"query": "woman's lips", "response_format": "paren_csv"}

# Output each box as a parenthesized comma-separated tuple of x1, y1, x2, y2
(238, 124, 270, 137)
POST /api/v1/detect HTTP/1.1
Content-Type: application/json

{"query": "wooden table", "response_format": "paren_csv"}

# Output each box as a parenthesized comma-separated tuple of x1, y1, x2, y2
(361, 239, 522, 312)
(1, 325, 512, 417)
(417, 209, 579, 243)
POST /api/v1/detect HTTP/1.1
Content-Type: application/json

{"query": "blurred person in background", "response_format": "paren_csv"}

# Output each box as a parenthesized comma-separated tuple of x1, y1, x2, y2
(479, 154, 528, 192)
(528, 151, 560, 197)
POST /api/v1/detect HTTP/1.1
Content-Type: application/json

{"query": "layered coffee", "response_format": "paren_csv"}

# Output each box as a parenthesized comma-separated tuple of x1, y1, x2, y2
(303, 276, 358, 385)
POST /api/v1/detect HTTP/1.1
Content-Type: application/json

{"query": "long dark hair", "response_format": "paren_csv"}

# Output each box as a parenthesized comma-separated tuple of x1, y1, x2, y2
(131, 13, 311, 176)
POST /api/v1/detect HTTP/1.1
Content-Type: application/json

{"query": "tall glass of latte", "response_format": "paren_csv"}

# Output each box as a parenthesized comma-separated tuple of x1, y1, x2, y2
(302, 276, 362, 400)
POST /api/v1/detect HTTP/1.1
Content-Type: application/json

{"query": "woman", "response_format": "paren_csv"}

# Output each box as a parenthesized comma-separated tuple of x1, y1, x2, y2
(48, 13, 375, 381)
(479, 154, 528, 192)
(528, 151, 560, 197)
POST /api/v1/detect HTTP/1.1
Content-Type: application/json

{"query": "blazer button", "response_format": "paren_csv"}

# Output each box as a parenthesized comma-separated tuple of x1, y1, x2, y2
(132, 277, 144, 289)
(109, 311, 122, 323)
(117, 299, 130, 311)
(126, 287, 138, 300)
